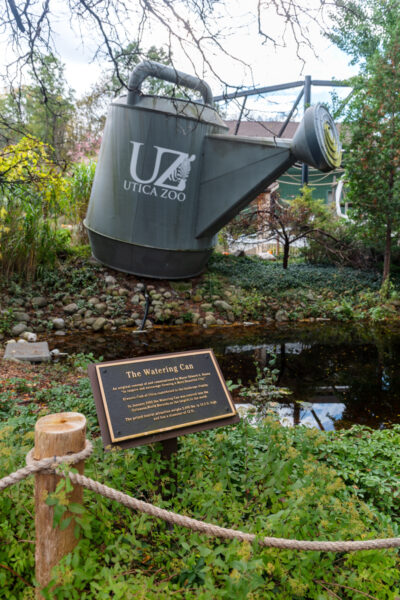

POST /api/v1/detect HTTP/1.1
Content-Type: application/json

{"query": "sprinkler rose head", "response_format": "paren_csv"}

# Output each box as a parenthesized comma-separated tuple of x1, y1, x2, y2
(291, 103, 342, 172)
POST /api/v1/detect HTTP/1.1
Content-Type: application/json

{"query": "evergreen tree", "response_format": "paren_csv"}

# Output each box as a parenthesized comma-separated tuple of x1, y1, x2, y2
(329, 0, 400, 283)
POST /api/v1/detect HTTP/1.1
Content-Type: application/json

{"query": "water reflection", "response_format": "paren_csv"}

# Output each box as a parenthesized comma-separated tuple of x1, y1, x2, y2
(48, 323, 400, 430)
(277, 403, 346, 431)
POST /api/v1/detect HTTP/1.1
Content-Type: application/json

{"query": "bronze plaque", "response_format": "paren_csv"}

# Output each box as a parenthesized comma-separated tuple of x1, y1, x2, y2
(88, 349, 239, 449)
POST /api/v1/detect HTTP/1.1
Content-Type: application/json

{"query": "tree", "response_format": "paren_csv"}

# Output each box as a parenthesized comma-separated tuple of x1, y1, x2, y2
(0, 54, 75, 165)
(328, 0, 400, 283)
(221, 186, 331, 269)
(265, 187, 331, 268)
(1, 2, 367, 98)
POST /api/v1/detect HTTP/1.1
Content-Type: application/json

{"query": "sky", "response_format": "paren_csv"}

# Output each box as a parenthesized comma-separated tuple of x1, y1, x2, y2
(46, 0, 358, 120)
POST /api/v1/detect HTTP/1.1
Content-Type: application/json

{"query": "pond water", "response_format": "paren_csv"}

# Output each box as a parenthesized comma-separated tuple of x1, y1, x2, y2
(49, 322, 400, 431)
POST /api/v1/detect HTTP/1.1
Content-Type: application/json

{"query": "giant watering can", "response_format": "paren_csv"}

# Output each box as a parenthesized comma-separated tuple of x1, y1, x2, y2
(85, 61, 341, 279)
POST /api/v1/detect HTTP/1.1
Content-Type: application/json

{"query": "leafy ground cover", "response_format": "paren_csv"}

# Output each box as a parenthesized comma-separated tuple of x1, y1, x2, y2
(208, 254, 387, 295)
(0, 359, 399, 599)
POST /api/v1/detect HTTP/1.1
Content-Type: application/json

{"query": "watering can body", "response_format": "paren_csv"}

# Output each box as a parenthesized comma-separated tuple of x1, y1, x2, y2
(85, 61, 341, 279)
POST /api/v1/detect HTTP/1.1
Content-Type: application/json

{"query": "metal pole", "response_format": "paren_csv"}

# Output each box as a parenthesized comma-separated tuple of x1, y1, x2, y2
(234, 97, 247, 135)
(301, 75, 311, 186)
(277, 87, 304, 137)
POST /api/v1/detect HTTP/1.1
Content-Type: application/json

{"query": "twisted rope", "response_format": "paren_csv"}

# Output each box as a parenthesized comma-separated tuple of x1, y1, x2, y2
(65, 471, 400, 552)
(0, 440, 93, 491)
(0, 441, 399, 552)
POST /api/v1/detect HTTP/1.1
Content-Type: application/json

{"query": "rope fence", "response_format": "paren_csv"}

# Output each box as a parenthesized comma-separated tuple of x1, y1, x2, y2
(1, 439, 399, 553)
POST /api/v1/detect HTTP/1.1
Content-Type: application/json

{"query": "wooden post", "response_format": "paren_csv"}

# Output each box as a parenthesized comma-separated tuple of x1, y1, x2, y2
(34, 412, 86, 597)
(160, 438, 178, 531)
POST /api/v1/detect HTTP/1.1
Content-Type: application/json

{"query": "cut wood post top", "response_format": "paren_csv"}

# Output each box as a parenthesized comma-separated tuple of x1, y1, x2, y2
(34, 412, 87, 460)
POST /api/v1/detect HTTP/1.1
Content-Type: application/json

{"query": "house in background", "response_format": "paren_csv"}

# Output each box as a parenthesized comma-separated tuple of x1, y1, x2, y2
(222, 120, 346, 257)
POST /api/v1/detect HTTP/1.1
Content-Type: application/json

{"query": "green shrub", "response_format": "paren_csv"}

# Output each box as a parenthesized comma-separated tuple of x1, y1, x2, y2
(63, 161, 96, 244)
(0, 137, 68, 280)
(0, 392, 398, 599)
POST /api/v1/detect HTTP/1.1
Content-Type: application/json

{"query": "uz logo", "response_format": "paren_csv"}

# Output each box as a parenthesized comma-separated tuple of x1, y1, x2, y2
(129, 141, 196, 191)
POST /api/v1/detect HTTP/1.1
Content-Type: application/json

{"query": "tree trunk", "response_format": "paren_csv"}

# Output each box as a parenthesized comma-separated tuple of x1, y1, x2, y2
(383, 219, 391, 284)
(283, 240, 290, 269)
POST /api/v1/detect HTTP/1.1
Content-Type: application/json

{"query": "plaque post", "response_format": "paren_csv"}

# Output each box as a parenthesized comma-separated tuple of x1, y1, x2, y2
(160, 438, 179, 531)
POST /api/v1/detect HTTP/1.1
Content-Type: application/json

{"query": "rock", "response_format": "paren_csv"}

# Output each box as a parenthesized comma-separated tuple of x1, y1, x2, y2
(216, 319, 225, 325)
(14, 311, 30, 322)
(88, 297, 100, 306)
(92, 317, 107, 331)
(192, 312, 201, 324)
(130, 294, 141, 304)
(85, 317, 96, 325)
(214, 300, 233, 312)
(114, 318, 126, 326)
(63, 303, 79, 314)
(54, 329, 66, 336)
(227, 311, 235, 322)
(163, 291, 172, 299)
(135, 283, 145, 292)
(205, 314, 217, 326)
(94, 303, 107, 313)
(151, 292, 162, 300)
(131, 312, 140, 320)
(32, 296, 47, 308)
(201, 303, 213, 310)
(105, 275, 116, 286)
(174, 318, 184, 325)
(13, 298, 25, 307)
(192, 294, 203, 302)
(11, 323, 28, 336)
(84, 310, 93, 318)
(118, 288, 130, 296)
(20, 331, 37, 342)
(275, 310, 288, 322)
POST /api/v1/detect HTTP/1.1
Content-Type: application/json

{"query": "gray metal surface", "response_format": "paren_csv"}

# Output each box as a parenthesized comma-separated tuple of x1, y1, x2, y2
(127, 60, 213, 106)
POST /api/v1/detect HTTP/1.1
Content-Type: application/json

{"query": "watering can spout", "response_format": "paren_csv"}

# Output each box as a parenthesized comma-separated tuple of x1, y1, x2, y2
(195, 104, 342, 238)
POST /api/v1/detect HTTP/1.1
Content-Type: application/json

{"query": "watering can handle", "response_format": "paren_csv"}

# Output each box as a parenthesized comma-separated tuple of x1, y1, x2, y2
(127, 60, 213, 106)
